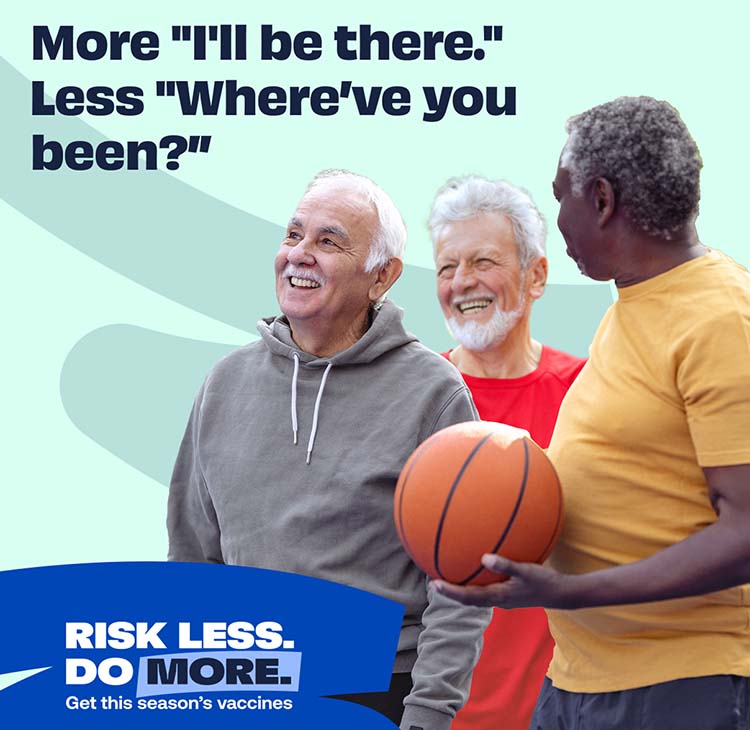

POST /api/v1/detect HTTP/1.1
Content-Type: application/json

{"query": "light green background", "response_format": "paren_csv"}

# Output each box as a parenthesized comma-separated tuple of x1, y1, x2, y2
(1, 0, 748, 571)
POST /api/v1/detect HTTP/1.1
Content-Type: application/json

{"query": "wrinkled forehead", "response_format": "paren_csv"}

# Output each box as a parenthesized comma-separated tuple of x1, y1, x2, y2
(294, 180, 377, 230)
(435, 211, 517, 258)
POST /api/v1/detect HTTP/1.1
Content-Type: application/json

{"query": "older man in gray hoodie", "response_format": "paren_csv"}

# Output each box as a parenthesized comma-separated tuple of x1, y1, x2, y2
(168, 169, 490, 730)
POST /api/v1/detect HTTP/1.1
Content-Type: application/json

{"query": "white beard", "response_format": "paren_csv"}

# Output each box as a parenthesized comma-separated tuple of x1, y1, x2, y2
(447, 298, 526, 352)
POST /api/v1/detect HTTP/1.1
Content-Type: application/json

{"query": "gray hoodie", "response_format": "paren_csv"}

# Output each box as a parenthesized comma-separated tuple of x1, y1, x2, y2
(168, 300, 491, 730)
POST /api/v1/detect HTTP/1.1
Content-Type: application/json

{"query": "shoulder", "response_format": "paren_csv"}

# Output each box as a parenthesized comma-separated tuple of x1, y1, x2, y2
(669, 252, 750, 350)
(404, 343, 478, 427)
(393, 340, 467, 389)
(664, 250, 749, 316)
(541, 346, 587, 385)
(704, 251, 750, 315)
(203, 339, 268, 390)
(701, 248, 749, 281)
(378, 340, 476, 429)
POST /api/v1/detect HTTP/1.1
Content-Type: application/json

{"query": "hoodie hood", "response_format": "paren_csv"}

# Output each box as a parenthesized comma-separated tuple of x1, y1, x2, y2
(256, 299, 418, 367)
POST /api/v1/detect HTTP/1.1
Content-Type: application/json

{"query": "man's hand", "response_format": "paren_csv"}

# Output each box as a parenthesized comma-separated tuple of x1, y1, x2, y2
(432, 554, 576, 609)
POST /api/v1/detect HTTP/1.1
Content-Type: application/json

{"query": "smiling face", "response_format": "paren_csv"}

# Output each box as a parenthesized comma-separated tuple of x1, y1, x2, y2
(274, 181, 384, 353)
(435, 211, 532, 351)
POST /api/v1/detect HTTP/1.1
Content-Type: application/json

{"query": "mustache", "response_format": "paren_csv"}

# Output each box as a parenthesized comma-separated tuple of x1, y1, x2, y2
(282, 265, 326, 286)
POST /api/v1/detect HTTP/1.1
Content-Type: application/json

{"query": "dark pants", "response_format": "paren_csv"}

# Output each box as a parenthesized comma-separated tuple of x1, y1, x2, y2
(328, 672, 413, 725)
(531, 675, 750, 730)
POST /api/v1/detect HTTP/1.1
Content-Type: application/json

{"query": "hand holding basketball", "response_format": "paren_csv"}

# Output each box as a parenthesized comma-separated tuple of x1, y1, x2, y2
(432, 554, 576, 609)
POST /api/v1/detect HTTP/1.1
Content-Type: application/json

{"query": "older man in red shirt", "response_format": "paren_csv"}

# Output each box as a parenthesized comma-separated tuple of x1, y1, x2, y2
(429, 175, 585, 730)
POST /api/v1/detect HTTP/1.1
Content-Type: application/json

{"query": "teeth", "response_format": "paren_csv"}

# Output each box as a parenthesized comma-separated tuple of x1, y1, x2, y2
(457, 299, 492, 314)
(290, 277, 321, 289)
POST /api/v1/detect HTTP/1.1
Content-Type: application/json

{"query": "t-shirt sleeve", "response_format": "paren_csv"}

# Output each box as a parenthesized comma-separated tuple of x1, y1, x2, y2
(677, 308, 750, 467)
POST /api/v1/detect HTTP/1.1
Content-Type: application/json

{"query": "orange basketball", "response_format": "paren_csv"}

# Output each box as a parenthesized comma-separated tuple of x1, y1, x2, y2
(394, 421, 563, 586)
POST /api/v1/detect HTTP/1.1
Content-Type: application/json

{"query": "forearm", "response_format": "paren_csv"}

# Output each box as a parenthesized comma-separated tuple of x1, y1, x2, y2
(436, 465, 750, 611)
(401, 588, 490, 730)
(560, 517, 750, 609)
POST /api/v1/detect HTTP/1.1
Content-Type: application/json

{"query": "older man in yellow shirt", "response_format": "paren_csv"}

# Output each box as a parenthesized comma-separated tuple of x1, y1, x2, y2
(436, 97, 750, 730)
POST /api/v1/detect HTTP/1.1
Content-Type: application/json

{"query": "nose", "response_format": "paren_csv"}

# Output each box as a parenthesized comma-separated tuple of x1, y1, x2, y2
(451, 262, 477, 293)
(286, 236, 315, 266)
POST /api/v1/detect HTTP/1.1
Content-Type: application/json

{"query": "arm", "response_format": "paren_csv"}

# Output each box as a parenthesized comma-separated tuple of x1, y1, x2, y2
(402, 384, 491, 730)
(167, 384, 224, 564)
(435, 463, 750, 610)
(401, 585, 491, 730)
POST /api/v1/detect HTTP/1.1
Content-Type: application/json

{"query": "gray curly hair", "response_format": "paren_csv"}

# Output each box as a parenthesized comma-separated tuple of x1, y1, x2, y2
(561, 97, 703, 238)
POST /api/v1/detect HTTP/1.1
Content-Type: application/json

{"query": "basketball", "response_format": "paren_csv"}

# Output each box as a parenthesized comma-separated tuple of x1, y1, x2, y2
(394, 421, 563, 586)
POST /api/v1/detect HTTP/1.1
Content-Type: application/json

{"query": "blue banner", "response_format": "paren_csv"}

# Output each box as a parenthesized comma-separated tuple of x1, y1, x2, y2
(0, 562, 404, 728)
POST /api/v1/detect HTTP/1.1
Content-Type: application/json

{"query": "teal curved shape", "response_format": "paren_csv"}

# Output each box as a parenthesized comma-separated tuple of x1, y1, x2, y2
(60, 325, 234, 485)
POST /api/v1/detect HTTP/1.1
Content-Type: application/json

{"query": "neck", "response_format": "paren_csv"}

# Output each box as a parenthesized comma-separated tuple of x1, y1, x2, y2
(288, 308, 370, 358)
(613, 224, 706, 288)
(450, 318, 542, 379)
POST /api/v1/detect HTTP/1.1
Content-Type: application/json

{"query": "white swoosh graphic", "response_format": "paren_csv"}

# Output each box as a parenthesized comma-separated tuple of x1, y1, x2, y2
(0, 667, 51, 692)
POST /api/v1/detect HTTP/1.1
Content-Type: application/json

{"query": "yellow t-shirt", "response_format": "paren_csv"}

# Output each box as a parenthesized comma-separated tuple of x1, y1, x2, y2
(546, 249, 750, 692)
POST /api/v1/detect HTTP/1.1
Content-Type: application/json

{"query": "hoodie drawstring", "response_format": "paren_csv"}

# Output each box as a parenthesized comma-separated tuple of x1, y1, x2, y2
(289, 353, 333, 465)
(290, 353, 300, 445)
(306, 362, 332, 465)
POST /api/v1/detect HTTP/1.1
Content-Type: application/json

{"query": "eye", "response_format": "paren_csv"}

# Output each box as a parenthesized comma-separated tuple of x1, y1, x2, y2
(438, 264, 456, 277)
(285, 230, 302, 243)
(475, 258, 495, 268)
(320, 238, 340, 249)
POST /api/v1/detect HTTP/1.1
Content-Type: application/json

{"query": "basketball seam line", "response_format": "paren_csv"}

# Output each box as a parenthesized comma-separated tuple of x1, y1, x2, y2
(433, 432, 496, 581)
(458, 438, 530, 586)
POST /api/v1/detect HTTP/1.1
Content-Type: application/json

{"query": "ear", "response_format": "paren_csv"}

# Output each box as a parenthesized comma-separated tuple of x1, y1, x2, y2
(526, 256, 548, 301)
(593, 177, 616, 227)
(369, 257, 404, 302)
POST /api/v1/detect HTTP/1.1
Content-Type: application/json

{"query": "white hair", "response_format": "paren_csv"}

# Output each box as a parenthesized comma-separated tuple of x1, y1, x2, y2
(428, 175, 546, 268)
(305, 169, 407, 272)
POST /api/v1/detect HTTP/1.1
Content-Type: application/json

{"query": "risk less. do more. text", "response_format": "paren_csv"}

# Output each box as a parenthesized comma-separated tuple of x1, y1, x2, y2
(65, 621, 294, 687)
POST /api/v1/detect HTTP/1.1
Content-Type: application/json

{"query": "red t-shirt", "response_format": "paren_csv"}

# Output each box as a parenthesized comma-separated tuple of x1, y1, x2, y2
(444, 346, 586, 730)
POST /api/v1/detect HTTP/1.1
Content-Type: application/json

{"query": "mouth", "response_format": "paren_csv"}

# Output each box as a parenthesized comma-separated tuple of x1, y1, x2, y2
(289, 276, 322, 289)
(454, 298, 493, 315)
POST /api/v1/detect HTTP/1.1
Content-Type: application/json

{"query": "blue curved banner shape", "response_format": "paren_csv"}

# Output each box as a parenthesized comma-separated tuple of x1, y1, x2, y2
(0, 563, 403, 728)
